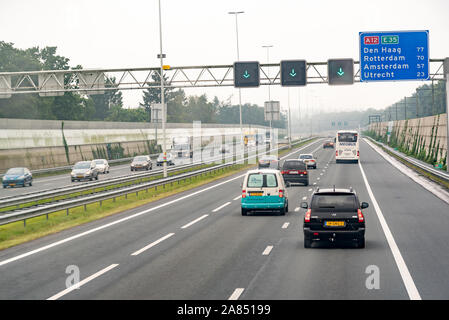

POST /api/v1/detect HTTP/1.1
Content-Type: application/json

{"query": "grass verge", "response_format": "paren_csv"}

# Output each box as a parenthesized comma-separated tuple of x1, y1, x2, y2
(0, 139, 315, 251)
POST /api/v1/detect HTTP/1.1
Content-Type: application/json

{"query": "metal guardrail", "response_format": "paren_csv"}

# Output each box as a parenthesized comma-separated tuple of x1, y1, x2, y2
(364, 137, 449, 182)
(0, 143, 246, 203)
(0, 161, 206, 208)
(0, 137, 314, 226)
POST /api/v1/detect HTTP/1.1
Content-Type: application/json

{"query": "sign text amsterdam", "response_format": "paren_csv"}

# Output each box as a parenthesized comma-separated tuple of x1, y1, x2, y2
(359, 30, 429, 81)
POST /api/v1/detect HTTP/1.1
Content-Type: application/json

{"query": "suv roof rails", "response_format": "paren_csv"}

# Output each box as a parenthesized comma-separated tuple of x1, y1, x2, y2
(349, 186, 353, 193)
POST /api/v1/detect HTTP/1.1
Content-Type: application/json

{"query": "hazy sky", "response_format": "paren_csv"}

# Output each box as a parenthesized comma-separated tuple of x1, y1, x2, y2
(1, 0, 448, 119)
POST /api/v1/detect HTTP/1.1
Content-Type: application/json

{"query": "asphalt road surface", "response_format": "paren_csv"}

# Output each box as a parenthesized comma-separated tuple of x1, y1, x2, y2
(0, 138, 448, 300)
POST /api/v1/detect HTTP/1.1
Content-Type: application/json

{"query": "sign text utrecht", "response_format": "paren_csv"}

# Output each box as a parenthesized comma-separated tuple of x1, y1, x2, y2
(359, 30, 429, 82)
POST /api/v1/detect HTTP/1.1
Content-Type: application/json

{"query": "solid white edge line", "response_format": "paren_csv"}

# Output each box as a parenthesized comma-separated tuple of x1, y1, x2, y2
(364, 138, 449, 205)
(281, 222, 290, 229)
(131, 233, 175, 256)
(358, 160, 421, 300)
(181, 214, 209, 229)
(302, 196, 307, 200)
(47, 263, 119, 300)
(294, 207, 300, 212)
(228, 288, 245, 300)
(0, 139, 320, 268)
(233, 195, 242, 201)
(212, 201, 231, 212)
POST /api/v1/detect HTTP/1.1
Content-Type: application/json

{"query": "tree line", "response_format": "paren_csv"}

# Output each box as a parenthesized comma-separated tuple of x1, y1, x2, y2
(0, 41, 286, 128)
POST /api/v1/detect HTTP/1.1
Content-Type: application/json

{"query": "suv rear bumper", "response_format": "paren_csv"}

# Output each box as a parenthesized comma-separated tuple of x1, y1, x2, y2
(304, 227, 365, 240)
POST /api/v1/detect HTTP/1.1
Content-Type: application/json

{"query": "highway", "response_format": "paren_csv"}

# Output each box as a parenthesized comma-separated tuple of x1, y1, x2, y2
(1, 137, 449, 300)
(0, 145, 251, 197)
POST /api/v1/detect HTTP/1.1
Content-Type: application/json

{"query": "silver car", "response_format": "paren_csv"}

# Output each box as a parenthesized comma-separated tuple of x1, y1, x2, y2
(93, 159, 110, 174)
(71, 161, 100, 182)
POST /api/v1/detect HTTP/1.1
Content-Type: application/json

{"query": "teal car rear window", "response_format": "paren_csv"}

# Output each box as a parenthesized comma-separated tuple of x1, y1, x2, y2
(247, 173, 278, 188)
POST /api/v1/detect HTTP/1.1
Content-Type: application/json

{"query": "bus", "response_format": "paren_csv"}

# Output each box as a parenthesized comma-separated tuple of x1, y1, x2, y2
(335, 130, 359, 163)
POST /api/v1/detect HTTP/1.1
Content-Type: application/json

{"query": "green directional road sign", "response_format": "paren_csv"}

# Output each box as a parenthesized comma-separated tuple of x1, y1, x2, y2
(280, 60, 307, 86)
(233, 61, 260, 88)
(328, 58, 354, 85)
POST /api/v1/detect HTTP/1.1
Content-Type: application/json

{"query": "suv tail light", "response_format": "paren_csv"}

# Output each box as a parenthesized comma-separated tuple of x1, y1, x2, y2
(302, 171, 307, 175)
(305, 209, 311, 222)
(279, 189, 284, 198)
(357, 209, 364, 222)
(357, 150, 360, 157)
(242, 190, 246, 198)
(336, 151, 338, 157)
(281, 170, 288, 174)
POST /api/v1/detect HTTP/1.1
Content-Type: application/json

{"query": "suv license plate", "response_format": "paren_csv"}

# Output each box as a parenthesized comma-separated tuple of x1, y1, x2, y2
(325, 221, 345, 227)
(250, 192, 263, 196)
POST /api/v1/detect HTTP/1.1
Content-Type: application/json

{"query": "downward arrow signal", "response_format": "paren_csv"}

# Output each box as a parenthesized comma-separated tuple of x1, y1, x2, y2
(289, 69, 297, 77)
(243, 71, 250, 79)
(337, 67, 345, 76)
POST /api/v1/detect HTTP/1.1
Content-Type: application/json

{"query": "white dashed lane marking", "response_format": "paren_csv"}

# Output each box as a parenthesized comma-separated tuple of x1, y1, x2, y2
(282, 222, 290, 229)
(228, 288, 245, 300)
(262, 246, 274, 256)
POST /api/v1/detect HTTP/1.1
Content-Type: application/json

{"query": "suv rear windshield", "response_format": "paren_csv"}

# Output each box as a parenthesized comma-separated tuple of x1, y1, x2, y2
(299, 155, 312, 159)
(311, 193, 357, 211)
(282, 161, 306, 170)
(247, 173, 278, 188)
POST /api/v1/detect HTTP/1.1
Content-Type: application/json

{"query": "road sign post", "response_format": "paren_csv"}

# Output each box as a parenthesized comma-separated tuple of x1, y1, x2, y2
(264, 101, 280, 121)
(360, 30, 429, 82)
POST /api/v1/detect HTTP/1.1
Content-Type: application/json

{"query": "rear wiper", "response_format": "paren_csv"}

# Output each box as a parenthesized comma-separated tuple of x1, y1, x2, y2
(318, 206, 335, 208)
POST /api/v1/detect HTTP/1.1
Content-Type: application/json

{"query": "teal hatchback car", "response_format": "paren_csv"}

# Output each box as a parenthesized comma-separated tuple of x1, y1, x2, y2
(2, 167, 33, 188)
(241, 169, 289, 216)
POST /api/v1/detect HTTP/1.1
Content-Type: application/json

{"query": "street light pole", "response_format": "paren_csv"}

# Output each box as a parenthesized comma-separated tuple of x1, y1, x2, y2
(228, 11, 244, 147)
(287, 88, 292, 148)
(262, 45, 273, 140)
(158, 0, 167, 178)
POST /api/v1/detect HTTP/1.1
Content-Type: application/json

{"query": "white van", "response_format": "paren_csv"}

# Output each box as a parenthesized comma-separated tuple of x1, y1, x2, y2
(241, 169, 289, 216)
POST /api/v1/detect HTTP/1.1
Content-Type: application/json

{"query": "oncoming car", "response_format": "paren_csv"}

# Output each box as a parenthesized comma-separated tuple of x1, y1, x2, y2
(157, 153, 175, 166)
(2, 167, 33, 188)
(93, 159, 110, 174)
(301, 187, 369, 248)
(71, 161, 99, 182)
(241, 169, 289, 216)
(131, 155, 152, 171)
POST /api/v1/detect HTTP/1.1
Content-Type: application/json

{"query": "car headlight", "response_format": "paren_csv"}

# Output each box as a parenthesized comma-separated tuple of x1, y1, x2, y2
(71, 172, 75, 176)
(84, 170, 91, 176)
(19, 175, 25, 180)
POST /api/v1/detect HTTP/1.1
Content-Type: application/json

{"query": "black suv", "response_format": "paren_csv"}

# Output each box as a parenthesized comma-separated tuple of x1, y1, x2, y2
(301, 187, 369, 248)
(281, 159, 308, 186)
